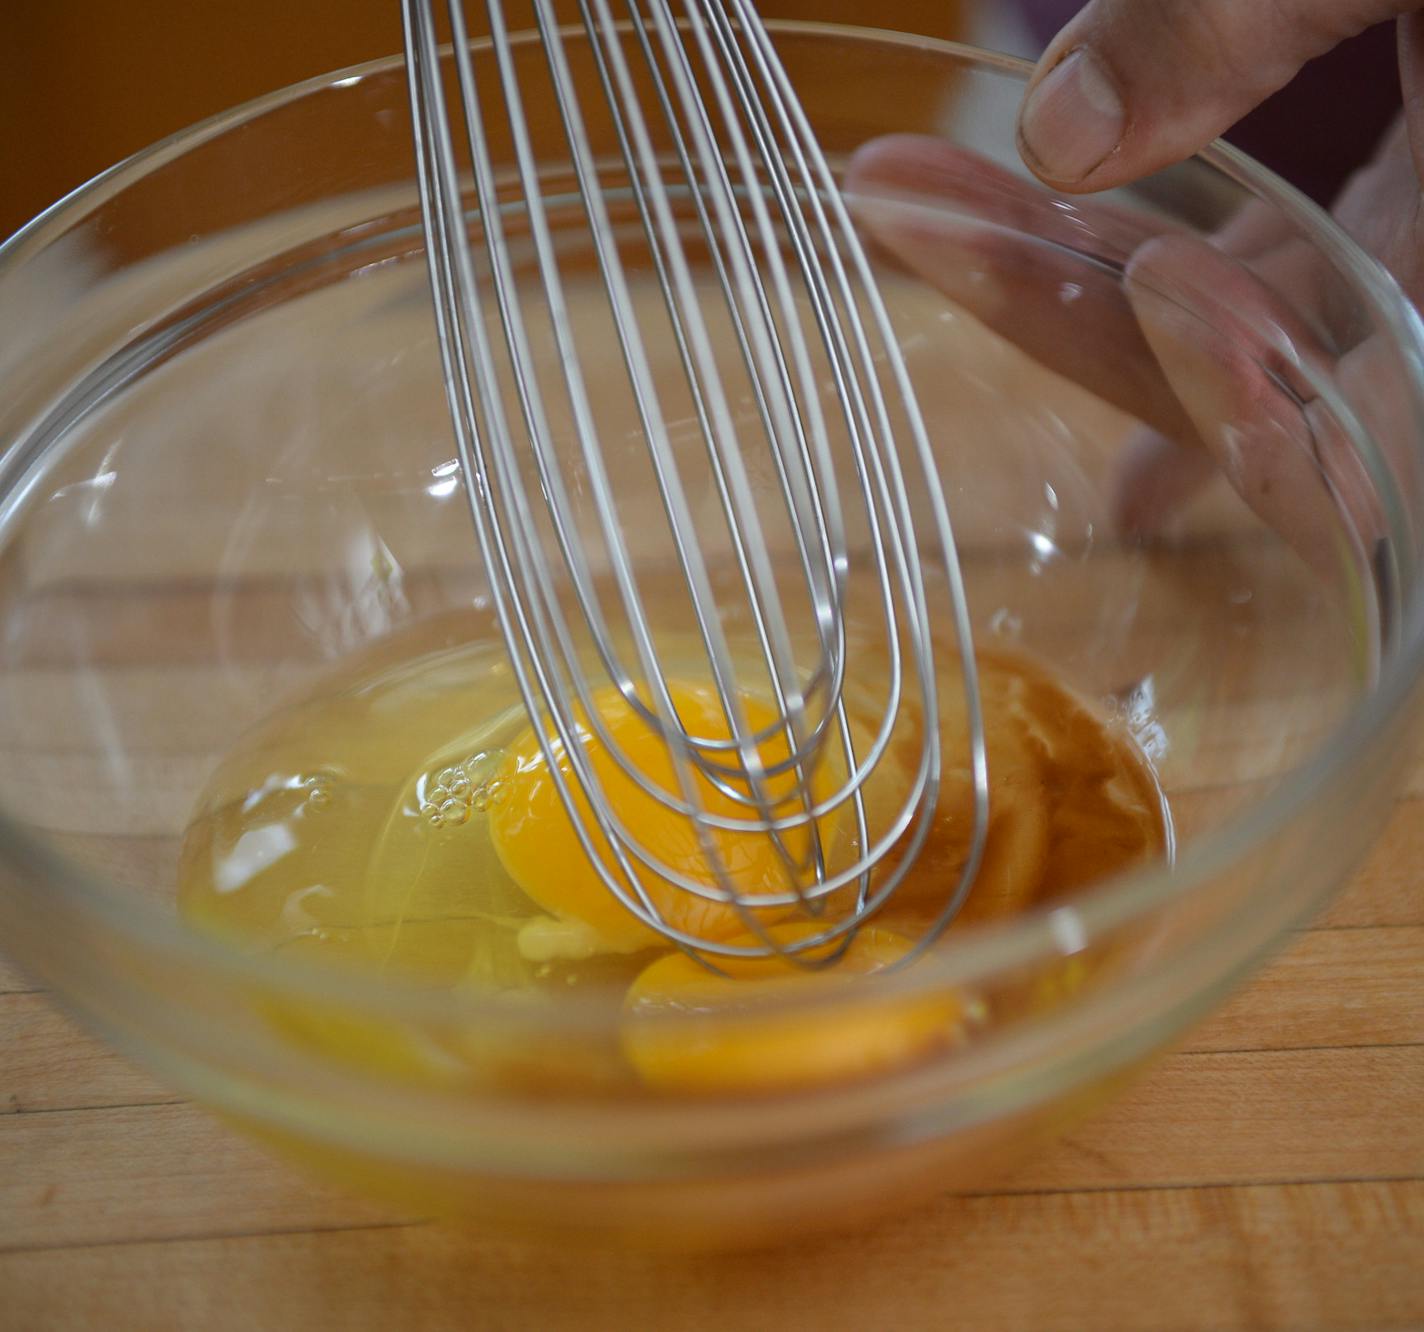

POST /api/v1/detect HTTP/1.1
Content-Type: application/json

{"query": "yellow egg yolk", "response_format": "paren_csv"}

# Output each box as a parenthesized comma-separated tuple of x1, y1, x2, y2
(488, 680, 840, 956)
(621, 922, 963, 1092)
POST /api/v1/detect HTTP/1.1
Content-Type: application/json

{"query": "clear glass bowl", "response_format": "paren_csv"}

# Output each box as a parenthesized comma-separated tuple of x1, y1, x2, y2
(2, 27, 1423, 1250)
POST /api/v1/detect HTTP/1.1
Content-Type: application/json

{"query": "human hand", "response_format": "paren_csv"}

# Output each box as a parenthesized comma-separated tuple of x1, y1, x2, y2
(846, 4, 1424, 567)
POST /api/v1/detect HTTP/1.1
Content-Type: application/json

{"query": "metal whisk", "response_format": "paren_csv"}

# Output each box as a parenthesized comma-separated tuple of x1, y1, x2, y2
(401, 0, 987, 966)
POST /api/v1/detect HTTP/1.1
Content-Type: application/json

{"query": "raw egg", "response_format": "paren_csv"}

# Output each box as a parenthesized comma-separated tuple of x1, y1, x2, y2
(621, 922, 963, 1092)
(489, 680, 841, 956)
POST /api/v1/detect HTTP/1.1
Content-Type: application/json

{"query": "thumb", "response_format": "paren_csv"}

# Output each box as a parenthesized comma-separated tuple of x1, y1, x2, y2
(1017, 0, 1414, 191)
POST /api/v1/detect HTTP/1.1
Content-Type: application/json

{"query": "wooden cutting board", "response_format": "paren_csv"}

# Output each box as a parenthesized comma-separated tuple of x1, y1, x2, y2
(0, 290, 1421, 1332)
(2, 767, 1422, 1330)
(4, 4, 1420, 1325)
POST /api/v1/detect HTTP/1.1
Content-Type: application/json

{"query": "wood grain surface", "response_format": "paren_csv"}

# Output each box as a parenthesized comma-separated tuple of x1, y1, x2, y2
(1, 245, 1420, 1328)
(2, 797, 1421, 1330)
(2, 464, 1422, 1328)
(5, 0, 1421, 1320)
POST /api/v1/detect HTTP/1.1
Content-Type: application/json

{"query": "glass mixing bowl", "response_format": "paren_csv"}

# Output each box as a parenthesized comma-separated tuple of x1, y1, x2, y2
(2, 27, 1423, 1250)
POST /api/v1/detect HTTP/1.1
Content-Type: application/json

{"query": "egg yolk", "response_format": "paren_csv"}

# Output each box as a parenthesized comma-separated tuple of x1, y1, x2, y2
(621, 922, 963, 1092)
(488, 680, 841, 956)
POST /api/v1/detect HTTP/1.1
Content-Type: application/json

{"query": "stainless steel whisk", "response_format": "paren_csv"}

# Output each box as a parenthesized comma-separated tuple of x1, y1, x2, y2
(401, 0, 988, 966)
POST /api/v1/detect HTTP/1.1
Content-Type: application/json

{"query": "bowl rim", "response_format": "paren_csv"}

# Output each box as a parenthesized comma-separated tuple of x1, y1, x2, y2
(3, 21, 1424, 1033)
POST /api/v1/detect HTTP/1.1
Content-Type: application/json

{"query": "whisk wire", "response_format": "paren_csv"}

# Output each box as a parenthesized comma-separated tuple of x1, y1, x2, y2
(518, 0, 835, 944)
(402, 0, 990, 965)
(727, 0, 992, 949)
(569, 0, 843, 908)
(408, 0, 683, 940)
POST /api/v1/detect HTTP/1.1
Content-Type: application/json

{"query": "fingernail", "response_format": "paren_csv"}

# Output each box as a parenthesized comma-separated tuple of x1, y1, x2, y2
(1018, 48, 1125, 184)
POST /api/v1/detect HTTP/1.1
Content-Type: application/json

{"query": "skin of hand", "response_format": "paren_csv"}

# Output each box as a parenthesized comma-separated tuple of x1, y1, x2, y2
(846, 6, 1424, 568)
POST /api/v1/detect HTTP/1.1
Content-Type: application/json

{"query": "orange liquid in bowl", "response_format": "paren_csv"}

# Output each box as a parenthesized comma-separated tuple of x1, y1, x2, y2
(178, 612, 1168, 1098)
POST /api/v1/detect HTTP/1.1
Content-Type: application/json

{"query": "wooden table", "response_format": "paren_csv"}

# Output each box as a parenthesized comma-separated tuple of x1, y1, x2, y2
(0, 253, 1421, 1328)
(2, 780, 1421, 1331)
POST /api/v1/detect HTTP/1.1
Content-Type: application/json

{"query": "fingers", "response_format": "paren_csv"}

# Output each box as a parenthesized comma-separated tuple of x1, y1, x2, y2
(1123, 92, 1424, 539)
(1017, 0, 1416, 191)
(1316, 332, 1421, 544)
(1333, 103, 1424, 304)
(1400, 12, 1424, 185)
(844, 135, 1201, 445)
(845, 134, 1405, 568)
(1124, 233, 1378, 570)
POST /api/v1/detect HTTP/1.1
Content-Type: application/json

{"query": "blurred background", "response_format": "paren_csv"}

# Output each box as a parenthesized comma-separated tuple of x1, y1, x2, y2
(0, 1, 1400, 243)
(0, 1, 1032, 243)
